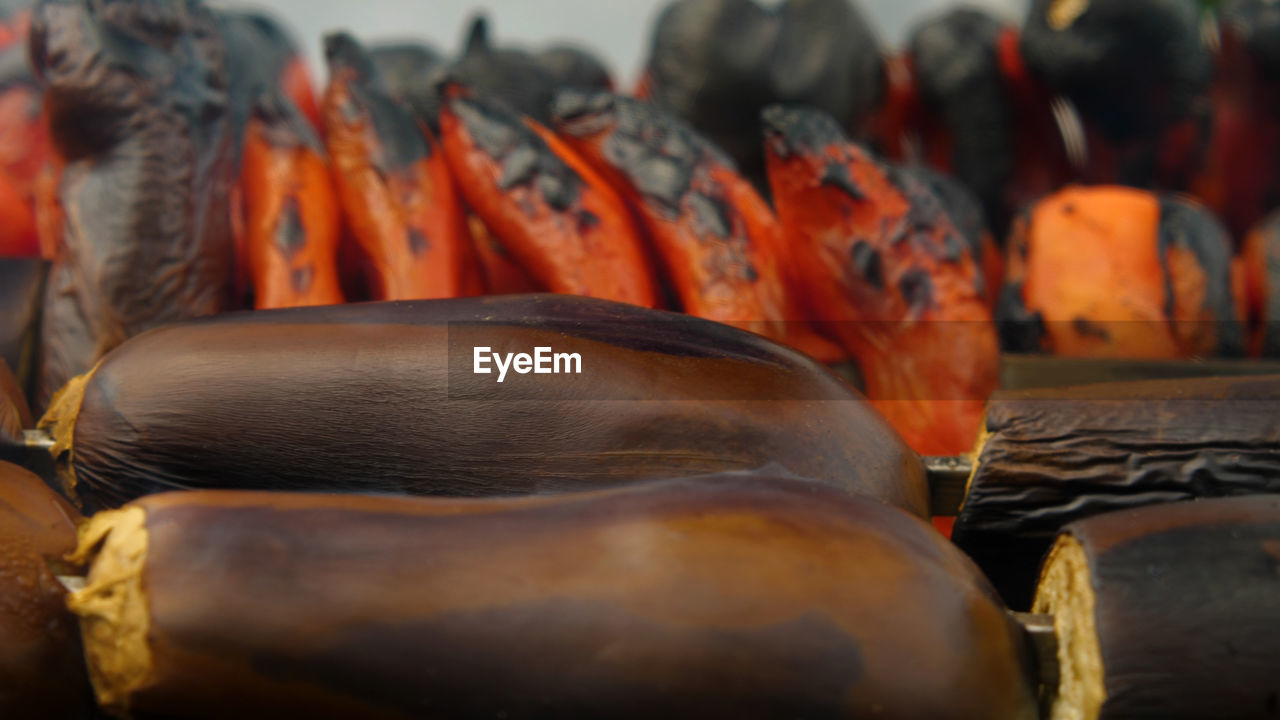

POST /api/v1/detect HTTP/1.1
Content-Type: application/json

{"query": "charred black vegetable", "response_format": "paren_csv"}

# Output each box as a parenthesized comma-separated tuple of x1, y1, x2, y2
(953, 374, 1280, 608)
(643, 0, 883, 187)
(30, 0, 237, 407)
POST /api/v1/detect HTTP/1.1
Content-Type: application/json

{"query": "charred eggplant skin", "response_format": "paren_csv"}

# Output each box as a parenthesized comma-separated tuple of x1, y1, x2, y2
(70, 474, 1036, 719)
(30, 0, 236, 405)
(0, 460, 93, 719)
(1039, 495, 1280, 720)
(954, 375, 1280, 608)
(54, 295, 926, 517)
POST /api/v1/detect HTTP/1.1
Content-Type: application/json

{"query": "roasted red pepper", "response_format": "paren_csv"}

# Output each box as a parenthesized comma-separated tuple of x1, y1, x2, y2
(241, 96, 344, 309)
(323, 34, 482, 300)
(551, 90, 839, 358)
(998, 186, 1244, 358)
(439, 84, 660, 307)
(467, 213, 542, 294)
(763, 106, 999, 456)
(0, 4, 48, 257)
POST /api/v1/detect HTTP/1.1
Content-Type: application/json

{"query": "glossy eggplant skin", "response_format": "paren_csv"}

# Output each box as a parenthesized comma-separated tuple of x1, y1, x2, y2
(1034, 495, 1280, 720)
(68, 474, 1036, 720)
(954, 375, 1280, 608)
(30, 0, 237, 407)
(47, 295, 926, 517)
(0, 257, 45, 400)
(0, 460, 94, 719)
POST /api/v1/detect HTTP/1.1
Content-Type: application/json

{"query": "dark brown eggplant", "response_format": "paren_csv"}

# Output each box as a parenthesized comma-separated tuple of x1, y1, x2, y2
(1033, 495, 1280, 720)
(30, 0, 237, 407)
(0, 257, 45, 399)
(66, 473, 1036, 719)
(39, 295, 926, 516)
(0, 459, 94, 718)
(952, 374, 1280, 608)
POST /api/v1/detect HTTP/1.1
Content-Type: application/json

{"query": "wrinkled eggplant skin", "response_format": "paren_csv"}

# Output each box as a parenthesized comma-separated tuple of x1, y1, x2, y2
(0, 257, 45, 400)
(0, 460, 94, 719)
(645, 0, 881, 187)
(954, 375, 1280, 608)
(107, 475, 1035, 720)
(1056, 496, 1280, 720)
(67, 295, 926, 517)
(30, 0, 237, 407)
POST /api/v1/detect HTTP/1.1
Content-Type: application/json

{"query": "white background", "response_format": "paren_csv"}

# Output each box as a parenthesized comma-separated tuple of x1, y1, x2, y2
(213, 0, 1031, 86)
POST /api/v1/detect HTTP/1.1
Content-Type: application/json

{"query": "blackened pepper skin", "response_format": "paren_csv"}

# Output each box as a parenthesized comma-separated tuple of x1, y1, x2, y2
(439, 86, 659, 307)
(30, 0, 237, 407)
(763, 105, 999, 456)
(323, 34, 482, 301)
(643, 0, 882, 189)
(551, 90, 839, 357)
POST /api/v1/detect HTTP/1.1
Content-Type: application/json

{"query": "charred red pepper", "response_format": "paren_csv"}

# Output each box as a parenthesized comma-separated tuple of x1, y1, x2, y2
(323, 34, 482, 301)
(998, 186, 1244, 358)
(30, 0, 237, 406)
(763, 105, 999, 456)
(439, 84, 660, 307)
(552, 90, 841, 357)
(0, 4, 48, 256)
(241, 97, 344, 309)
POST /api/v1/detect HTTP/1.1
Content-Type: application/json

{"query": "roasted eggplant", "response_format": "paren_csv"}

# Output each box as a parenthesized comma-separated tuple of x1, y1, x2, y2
(323, 34, 482, 301)
(66, 474, 1035, 719)
(37, 295, 925, 516)
(439, 86, 660, 307)
(1034, 495, 1280, 720)
(953, 374, 1280, 608)
(998, 186, 1244, 359)
(0, 459, 94, 719)
(763, 105, 999, 456)
(30, 0, 237, 406)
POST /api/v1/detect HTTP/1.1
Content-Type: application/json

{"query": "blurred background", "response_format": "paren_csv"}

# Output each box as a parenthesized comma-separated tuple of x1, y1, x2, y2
(220, 0, 1031, 82)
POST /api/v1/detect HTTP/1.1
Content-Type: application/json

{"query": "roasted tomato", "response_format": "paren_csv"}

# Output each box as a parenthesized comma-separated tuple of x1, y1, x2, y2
(763, 105, 999, 456)
(998, 186, 1244, 359)
(551, 90, 841, 359)
(323, 34, 482, 301)
(439, 84, 660, 307)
